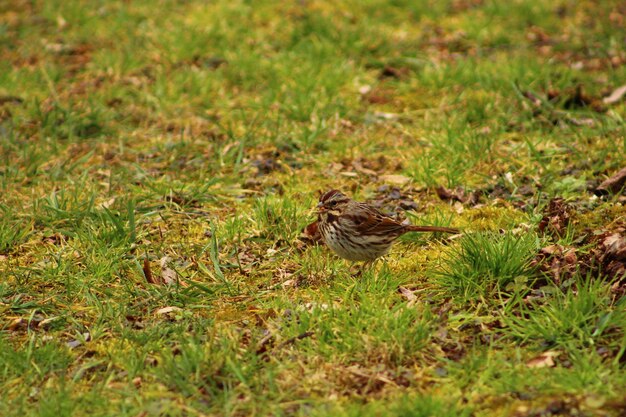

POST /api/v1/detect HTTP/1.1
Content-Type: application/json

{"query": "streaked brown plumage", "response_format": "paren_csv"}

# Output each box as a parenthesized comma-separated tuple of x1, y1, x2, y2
(316, 190, 458, 262)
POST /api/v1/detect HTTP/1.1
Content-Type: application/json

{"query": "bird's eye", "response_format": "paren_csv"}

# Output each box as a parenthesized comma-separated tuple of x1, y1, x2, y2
(328, 201, 337, 206)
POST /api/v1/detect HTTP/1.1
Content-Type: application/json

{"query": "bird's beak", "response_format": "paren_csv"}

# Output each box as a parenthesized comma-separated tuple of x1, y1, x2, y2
(316, 202, 326, 211)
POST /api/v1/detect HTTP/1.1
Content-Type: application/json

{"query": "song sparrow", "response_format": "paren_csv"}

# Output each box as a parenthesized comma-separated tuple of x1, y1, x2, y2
(316, 189, 459, 262)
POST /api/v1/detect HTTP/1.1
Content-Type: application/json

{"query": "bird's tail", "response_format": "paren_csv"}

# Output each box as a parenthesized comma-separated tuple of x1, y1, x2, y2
(404, 225, 459, 234)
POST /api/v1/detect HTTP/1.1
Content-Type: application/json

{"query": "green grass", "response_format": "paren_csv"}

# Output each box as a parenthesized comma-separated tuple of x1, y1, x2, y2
(2, 0, 626, 415)
(436, 231, 541, 301)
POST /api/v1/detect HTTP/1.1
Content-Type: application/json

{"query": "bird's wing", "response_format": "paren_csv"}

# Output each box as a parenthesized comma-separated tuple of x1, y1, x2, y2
(345, 204, 406, 236)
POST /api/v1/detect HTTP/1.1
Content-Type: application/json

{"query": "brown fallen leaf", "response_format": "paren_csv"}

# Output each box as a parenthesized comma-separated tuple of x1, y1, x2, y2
(526, 350, 560, 368)
(352, 160, 378, 176)
(369, 186, 422, 215)
(159, 256, 178, 285)
(602, 234, 626, 260)
(436, 186, 458, 201)
(535, 244, 578, 284)
(603, 85, 626, 105)
(595, 166, 626, 196)
(155, 306, 182, 316)
(539, 244, 562, 255)
(99, 197, 116, 209)
(435, 186, 480, 205)
(66, 332, 91, 349)
(538, 198, 573, 237)
(298, 220, 324, 247)
(597, 233, 626, 279)
(398, 286, 417, 301)
(379, 174, 412, 186)
(281, 279, 297, 288)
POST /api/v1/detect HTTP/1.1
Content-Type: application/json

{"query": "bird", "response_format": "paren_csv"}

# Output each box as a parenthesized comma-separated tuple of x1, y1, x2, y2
(316, 189, 458, 263)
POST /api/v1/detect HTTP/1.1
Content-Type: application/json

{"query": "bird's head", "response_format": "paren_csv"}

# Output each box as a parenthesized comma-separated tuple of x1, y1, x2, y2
(317, 189, 350, 216)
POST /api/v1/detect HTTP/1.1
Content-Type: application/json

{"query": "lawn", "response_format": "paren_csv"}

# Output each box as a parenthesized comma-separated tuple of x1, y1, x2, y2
(1, 0, 626, 416)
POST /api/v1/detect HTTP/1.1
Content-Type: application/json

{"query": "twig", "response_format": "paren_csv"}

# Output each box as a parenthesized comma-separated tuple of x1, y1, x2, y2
(277, 331, 315, 348)
(256, 331, 315, 356)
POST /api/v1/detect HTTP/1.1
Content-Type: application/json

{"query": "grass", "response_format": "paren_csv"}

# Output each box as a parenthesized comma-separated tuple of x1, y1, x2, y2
(1, 0, 626, 415)
(435, 231, 540, 301)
